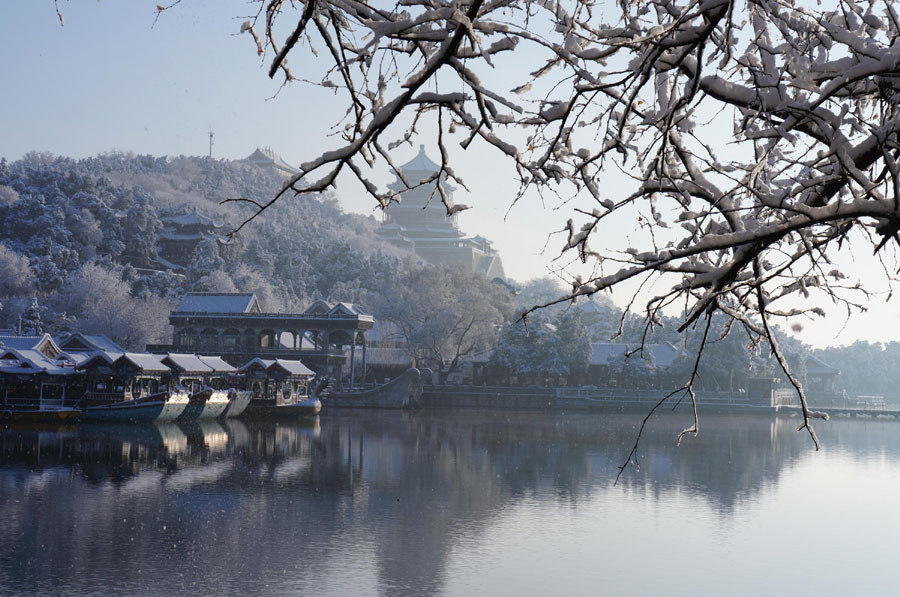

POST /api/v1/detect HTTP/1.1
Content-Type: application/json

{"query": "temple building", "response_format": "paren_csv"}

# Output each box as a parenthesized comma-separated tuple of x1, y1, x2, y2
(242, 146, 300, 177)
(375, 146, 506, 280)
(156, 212, 227, 270)
(152, 293, 375, 389)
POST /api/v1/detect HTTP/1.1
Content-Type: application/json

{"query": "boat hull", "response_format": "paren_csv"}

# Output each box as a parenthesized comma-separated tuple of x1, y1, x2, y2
(243, 397, 322, 418)
(1, 407, 80, 424)
(325, 368, 423, 409)
(177, 390, 231, 422)
(81, 393, 189, 423)
(223, 390, 252, 418)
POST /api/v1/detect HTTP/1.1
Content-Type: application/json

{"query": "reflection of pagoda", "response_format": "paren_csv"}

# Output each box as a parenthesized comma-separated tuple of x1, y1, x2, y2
(376, 146, 506, 279)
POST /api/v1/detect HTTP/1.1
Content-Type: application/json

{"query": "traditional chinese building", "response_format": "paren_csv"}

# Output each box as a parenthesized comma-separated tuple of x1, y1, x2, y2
(242, 146, 300, 177)
(154, 293, 375, 389)
(375, 146, 506, 280)
(156, 212, 226, 270)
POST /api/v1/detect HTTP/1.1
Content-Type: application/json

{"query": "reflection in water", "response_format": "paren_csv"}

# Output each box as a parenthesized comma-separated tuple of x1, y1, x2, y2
(0, 412, 897, 595)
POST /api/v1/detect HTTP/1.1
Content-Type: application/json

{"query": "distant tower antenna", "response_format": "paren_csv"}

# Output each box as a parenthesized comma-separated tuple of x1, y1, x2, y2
(208, 129, 215, 158)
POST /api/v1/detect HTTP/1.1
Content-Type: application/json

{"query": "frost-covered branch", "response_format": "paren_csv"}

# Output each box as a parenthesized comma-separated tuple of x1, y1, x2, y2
(222, 0, 900, 456)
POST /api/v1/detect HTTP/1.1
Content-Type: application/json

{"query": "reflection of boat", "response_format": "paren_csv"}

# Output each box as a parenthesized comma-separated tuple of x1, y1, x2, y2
(221, 418, 250, 449)
(323, 368, 423, 409)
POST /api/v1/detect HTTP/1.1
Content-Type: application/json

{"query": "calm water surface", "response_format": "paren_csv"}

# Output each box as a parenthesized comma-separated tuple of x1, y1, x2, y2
(0, 410, 897, 596)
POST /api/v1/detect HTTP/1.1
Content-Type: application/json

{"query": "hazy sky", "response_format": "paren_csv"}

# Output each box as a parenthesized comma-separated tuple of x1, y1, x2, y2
(2, 1, 899, 348)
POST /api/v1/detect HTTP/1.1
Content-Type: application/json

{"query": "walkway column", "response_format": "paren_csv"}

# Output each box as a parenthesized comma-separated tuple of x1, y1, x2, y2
(349, 341, 356, 391)
(361, 334, 367, 385)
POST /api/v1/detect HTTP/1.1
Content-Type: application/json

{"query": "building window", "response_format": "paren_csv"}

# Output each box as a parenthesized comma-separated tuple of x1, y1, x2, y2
(223, 329, 240, 350)
(178, 328, 199, 351)
(199, 328, 219, 352)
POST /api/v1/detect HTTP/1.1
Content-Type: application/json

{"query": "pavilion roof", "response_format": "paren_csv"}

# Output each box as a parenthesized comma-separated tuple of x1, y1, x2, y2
(175, 292, 260, 314)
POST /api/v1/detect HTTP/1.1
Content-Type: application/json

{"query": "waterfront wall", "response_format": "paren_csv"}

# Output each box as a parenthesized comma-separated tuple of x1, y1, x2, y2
(420, 386, 764, 411)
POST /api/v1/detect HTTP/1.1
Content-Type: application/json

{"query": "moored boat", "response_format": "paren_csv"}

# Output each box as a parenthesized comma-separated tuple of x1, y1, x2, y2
(162, 354, 237, 421)
(239, 358, 322, 418)
(1, 340, 83, 423)
(78, 352, 190, 423)
(222, 389, 252, 418)
(80, 391, 190, 423)
(322, 367, 423, 409)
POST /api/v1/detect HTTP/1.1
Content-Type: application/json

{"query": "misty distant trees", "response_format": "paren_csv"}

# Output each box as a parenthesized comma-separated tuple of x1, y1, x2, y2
(377, 265, 512, 383)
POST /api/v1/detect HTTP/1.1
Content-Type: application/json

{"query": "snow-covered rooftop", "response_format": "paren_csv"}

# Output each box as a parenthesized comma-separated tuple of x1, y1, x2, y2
(57, 333, 125, 354)
(163, 353, 214, 374)
(175, 292, 260, 313)
(398, 145, 440, 173)
(160, 213, 223, 228)
(272, 359, 315, 376)
(119, 352, 170, 373)
(197, 355, 236, 373)
(589, 343, 679, 368)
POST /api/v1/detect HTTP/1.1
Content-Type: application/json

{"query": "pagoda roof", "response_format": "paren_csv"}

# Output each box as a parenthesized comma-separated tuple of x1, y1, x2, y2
(399, 145, 440, 174)
(160, 212, 223, 228)
(243, 146, 299, 175)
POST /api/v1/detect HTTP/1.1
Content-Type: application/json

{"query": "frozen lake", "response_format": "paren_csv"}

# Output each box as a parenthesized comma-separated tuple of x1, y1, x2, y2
(0, 410, 897, 596)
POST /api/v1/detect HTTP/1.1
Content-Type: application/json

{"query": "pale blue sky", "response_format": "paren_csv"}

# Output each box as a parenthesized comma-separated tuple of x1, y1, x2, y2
(0, 1, 568, 284)
(2, 1, 898, 348)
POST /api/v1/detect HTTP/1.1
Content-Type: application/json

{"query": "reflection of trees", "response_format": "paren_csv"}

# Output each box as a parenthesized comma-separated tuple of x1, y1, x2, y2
(0, 414, 898, 594)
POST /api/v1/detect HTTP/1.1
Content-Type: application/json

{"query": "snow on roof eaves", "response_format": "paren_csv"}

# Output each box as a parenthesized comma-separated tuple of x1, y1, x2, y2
(0, 348, 73, 375)
(198, 355, 236, 373)
(120, 353, 169, 372)
(238, 357, 276, 373)
(175, 293, 258, 313)
(273, 359, 315, 376)
(589, 343, 679, 368)
(164, 353, 214, 373)
(398, 145, 440, 173)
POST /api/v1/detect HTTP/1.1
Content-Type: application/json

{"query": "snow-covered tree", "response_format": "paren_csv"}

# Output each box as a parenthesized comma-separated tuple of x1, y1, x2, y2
(20, 297, 44, 335)
(218, 0, 900, 449)
(377, 265, 512, 382)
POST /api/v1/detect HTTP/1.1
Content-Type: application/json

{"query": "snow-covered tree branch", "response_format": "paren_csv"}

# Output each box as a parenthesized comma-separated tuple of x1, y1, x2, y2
(224, 0, 900, 446)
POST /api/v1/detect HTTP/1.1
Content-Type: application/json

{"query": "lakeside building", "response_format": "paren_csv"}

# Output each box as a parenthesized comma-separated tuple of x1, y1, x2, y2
(375, 146, 506, 280)
(150, 293, 375, 389)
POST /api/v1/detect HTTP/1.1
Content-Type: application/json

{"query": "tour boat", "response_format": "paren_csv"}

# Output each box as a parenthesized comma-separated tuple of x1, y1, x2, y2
(239, 358, 323, 418)
(177, 387, 231, 421)
(79, 390, 190, 423)
(78, 352, 190, 423)
(322, 368, 423, 409)
(222, 389, 252, 418)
